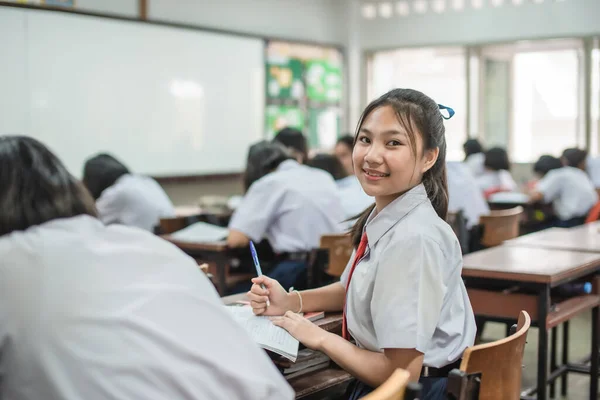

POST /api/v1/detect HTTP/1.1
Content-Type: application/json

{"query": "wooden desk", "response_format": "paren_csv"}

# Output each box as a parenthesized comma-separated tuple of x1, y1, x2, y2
(462, 246, 600, 400)
(505, 227, 600, 253)
(164, 236, 230, 295)
(221, 294, 350, 399)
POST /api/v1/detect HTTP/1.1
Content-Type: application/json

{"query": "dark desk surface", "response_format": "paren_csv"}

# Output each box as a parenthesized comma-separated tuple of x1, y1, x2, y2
(505, 226, 600, 253)
(462, 245, 600, 284)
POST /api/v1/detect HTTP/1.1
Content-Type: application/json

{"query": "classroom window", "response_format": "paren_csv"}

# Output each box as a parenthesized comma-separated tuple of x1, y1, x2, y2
(480, 39, 583, 162)
(368, 47, 468, 161)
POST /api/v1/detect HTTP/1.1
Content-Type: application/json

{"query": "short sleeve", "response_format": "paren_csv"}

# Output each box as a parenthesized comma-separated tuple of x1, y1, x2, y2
(228, 180, 284, 242)
(536, 171, 561, 203)
(371, 234, 448, 351)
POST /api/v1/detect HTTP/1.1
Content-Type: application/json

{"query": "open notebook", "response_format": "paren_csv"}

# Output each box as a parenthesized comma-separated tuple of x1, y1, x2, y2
(170, 221, 228, 243)
(227, 305, 299, 362)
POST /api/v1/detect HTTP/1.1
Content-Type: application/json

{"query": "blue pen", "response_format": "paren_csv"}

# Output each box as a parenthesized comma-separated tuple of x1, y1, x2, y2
(249, 241, 270, 307)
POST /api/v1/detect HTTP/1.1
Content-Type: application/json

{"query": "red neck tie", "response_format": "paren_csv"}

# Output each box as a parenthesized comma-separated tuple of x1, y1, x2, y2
(342, 232, 368, 341)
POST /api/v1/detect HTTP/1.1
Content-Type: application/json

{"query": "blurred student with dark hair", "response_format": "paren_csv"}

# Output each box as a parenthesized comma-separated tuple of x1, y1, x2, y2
(273, 127, 308, 164)
(476, 147, 518, 198)
(330, 135, 374, 221)
(308, 152, 374, 223)
(530, 154, 598, 227)
(463, 138, 485, 177)
(0, 136, 293, 400)
(229, 141, 343, 290)
(83, 153, 175, 232)
(334, 134, 355, 177)
(561, 148, 588, 170)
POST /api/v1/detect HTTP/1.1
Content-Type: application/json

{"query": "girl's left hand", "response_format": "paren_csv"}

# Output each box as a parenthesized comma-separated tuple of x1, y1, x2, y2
(271, 311, 330, 351)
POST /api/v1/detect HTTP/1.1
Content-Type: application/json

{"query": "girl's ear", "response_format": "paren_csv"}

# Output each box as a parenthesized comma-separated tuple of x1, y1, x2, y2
(421, 147, 440, 174)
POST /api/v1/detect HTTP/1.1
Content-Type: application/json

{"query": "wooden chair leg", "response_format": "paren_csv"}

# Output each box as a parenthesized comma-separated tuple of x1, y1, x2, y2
(550, 326, 557, 398)
(561, 321, 569, 397)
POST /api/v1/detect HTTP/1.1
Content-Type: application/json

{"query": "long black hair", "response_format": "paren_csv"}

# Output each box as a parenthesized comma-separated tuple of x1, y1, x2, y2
(0, 136, 97, 236)
(349, 89, 449, 246)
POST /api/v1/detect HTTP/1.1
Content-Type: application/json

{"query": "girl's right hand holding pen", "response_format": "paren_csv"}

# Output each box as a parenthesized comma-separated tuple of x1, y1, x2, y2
(248, 276, 299, 316)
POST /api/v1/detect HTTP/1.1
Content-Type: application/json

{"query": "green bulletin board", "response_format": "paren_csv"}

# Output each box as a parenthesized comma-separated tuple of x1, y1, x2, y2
(265, 41, 343, 149)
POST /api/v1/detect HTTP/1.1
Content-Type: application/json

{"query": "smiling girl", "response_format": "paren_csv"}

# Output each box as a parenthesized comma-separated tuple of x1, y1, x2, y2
(248, 89, 476, 400)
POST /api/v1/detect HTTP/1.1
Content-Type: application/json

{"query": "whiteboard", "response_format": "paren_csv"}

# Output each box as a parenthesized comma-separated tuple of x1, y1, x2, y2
(0, 7, 265, 177)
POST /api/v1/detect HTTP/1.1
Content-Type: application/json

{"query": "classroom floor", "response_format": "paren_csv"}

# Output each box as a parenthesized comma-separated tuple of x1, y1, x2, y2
(483, 311, 596, 400)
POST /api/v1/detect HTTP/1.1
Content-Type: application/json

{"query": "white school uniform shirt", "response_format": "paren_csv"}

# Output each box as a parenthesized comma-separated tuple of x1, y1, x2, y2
(446, 161, 490, 229)
(337, 175, 374, 221)
(464, 153, 485, 178)
(585, 155, 600, 188)
(341, 184, 476, 368)
(0, 215, 293, 400)
(96, 174, 175, 232)
(229, 159, 344, 252)
(476, 169, 518, 193)
(535, 166, 598, 221)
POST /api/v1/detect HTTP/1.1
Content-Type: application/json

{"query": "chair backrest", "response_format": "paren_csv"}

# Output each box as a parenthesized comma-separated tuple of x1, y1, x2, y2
(319, 233, 353, 277)
(479, 206, 523, 247)
(585, 201, 600, 224)
(447, 211, 470, 254)
(459, 310, 531, 400)
(362, 369, 414, 400)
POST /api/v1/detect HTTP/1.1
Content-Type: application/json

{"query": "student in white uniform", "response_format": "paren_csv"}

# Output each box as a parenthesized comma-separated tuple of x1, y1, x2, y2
(228, 141, 344, 290)
(83, 154, 175, 232)
(463, 138, 485, 178)
(530, 154, 598, 227)
(475, 147, 518, 198)
(446, 161, 489, 230)
(308, 153, 373, 223)
(273, 127, 309, 164)
(0, 136, 293, 400)
(335, 135, 356, 177)
(248, 89, 476, 400)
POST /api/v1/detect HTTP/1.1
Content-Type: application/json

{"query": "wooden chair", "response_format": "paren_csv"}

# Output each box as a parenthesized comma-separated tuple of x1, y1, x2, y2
(362, 369, 421, 400)
(479, 206, 523, 247)
(319, 233, 354, 278)
(459, 310, 531, 400)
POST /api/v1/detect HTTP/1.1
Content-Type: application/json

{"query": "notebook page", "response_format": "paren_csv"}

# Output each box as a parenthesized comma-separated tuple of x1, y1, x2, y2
(170, 221, 228, 243)
(227, 306, 299, 362)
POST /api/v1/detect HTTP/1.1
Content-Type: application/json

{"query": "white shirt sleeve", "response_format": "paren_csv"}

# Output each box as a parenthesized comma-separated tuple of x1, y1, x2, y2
(370, 234, 447, 351)
(228, 180, 283, 242)
(536, 171, 561, 202)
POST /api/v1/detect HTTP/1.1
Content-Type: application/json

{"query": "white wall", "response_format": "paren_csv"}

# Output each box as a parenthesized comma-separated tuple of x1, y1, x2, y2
(75, 0, 137, 17)
(359, 0, 600, 50)
(70, 0, 345, 45)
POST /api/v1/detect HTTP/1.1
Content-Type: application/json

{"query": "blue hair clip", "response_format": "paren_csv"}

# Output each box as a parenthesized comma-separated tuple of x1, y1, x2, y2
(438, 104, 455, 120)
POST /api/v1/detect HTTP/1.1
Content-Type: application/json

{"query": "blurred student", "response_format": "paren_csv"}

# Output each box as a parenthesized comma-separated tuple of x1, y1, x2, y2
(0, 136, 293, 400)
(561, 148, 588, 170)
(83, 153, 175, 232)
(529, 154, 598, 227)
(228, 141, 343, 290)
(476, 147, 518, 198)
(308, 153, 373, 222)
(273, 127, 308, 164)
(334, 134, 355, 177)
(446, 161, 489, 230)
(463, 138, 485, 177)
